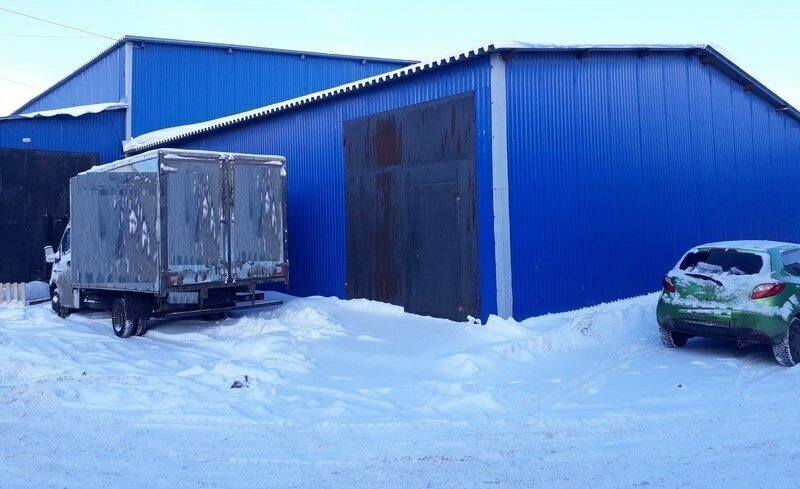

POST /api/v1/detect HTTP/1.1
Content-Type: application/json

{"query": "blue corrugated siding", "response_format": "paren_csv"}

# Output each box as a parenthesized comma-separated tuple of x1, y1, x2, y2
(16, 45, 125, 114)
(166, 58, 498, 318)
(506, 51, 800, 318)
(131, 42, 409, 136)
(0, 110, 125, 163)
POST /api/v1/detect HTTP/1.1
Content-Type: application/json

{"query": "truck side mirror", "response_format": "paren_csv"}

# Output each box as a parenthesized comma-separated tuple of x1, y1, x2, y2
(44, 245, 56, 263)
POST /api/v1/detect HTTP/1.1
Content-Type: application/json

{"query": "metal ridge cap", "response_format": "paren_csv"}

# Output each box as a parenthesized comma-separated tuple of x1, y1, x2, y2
(121, 35, 418, 65)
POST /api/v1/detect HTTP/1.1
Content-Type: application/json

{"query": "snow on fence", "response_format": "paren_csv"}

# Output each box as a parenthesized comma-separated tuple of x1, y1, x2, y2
(0, 283, 26, 305)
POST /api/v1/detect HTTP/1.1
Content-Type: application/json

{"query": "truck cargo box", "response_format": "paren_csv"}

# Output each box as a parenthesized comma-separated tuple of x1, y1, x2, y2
(70, 149, 287, 294)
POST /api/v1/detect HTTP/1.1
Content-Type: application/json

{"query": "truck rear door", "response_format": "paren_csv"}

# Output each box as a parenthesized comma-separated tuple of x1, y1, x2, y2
(229, 156, 286, 281)
(163, 154, 227, 286)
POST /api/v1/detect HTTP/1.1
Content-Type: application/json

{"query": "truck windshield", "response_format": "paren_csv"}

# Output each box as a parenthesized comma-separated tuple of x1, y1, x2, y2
(60, 227, 71, 254)
(679, 249, 763, 276)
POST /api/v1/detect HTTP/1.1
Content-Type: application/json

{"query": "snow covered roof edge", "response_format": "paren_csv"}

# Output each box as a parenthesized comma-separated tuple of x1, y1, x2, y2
(124, 41, 800, 154)
(15, 102, 127, 119)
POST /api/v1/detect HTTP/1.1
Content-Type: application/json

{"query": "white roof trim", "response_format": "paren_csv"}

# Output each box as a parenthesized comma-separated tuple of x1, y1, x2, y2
(19, 102, 127, 119)
(125, 41, 800, 154)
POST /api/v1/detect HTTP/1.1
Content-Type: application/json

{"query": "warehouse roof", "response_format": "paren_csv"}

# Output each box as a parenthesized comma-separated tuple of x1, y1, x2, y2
(13, 35, 417, 115)
(124, 41, 800, 154)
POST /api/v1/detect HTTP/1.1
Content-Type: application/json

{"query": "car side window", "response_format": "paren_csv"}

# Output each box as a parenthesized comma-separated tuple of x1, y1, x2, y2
(783, 250, 800, 276)
(61, 228, 71, 254)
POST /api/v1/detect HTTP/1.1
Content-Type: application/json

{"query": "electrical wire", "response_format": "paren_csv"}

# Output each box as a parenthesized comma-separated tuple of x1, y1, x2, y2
(0, 33, 96, 38)
(0, 6, 115, 40)
(0, 76, 41, 90)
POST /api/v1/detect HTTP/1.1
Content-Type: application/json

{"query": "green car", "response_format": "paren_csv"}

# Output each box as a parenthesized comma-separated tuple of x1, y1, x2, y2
(657, 241, 800, 366)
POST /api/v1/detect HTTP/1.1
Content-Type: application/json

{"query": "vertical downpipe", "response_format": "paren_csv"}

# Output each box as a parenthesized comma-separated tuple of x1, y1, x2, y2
(124, 42, 133, 141)
(490, 52, 514, 319)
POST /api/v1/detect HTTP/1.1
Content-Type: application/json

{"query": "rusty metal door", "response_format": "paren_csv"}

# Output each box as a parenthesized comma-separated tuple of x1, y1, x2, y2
(344, 94, 478, 320)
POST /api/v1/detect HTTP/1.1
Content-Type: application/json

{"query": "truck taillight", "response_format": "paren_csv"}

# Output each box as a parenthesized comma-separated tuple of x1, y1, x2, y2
(165, 273, 183, 286)
(750, 282, 785, 300)
(662, 275, 676, 293)
(276, 263, 287, 276)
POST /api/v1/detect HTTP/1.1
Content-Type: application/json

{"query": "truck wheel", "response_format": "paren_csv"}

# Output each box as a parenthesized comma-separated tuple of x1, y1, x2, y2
(773, 318, 800, 367)
(134, 318, 149, 336)
(111, 298, 135, 338)
(659, 325, 688, 348)
(52, 290, 69, 319)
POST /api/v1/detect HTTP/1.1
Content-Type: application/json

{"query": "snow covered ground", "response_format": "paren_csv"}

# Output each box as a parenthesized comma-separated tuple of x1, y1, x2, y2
(2, 292, 800, 487)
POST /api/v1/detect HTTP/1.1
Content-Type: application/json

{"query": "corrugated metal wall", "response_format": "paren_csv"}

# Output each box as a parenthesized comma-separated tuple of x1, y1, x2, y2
(505, 51, 800, 318)
(15, 45, 125, 114)
(0, 110, 126, 163)
(131, 42, 409, 136)
(167, 57, 498, 317)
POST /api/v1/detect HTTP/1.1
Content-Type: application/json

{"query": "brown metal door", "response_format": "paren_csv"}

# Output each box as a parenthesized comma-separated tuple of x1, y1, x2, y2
(343, 94, 478, 320)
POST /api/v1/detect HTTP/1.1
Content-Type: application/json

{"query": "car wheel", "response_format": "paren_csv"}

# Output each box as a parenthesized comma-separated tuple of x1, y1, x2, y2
(52, 290, 69, 319)
(773, 318, 800, 367)
(659, 325, 689, 348)
(111, 298, 135, 338)
(134, 318, 149, 337)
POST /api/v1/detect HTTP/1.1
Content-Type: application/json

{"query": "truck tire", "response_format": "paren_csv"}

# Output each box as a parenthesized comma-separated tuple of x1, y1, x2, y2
(773, 318, 800, 367)
(52, 290, 69, 319)
(659, 325, 688, 348)
(134, 318, 149, 336)
(111, 298, 135, 338)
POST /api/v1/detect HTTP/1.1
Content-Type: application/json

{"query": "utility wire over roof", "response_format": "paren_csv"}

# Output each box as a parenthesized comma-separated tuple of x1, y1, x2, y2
(124, 41, 800, 154)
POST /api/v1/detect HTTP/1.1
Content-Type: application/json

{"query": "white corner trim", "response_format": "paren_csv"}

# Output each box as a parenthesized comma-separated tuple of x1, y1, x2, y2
(489, 53, 513, 318)
(124, 41, 133, 141)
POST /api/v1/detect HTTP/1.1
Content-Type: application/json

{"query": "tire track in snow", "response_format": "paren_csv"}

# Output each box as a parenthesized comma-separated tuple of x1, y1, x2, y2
(534, 343, 665, 410)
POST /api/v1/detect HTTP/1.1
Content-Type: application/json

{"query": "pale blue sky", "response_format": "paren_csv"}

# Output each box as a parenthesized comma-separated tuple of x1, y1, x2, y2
(1, 0, 798, 116)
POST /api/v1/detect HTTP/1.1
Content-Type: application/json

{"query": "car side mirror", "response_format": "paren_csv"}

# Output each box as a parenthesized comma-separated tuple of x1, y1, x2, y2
(44, 245, 56, 263)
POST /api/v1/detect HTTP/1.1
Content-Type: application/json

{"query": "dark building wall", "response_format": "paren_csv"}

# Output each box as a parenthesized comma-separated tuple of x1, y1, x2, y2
(0, 149, 97, 282)
(167, 57, 499, 318)
(0, 110, 126, 163)
(130, 42, 410, 136)
(505, 51, 800, 318)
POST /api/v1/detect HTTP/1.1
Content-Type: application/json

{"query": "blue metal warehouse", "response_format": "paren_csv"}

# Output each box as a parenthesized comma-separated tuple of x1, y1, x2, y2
(0, 36, 412, 162)
(125, 42, 800, 322)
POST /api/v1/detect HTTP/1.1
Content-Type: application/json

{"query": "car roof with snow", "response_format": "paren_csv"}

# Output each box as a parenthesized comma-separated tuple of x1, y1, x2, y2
(694, 240, 800, 253)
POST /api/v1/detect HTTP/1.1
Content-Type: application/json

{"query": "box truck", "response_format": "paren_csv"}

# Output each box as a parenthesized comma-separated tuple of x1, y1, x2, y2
(45, 149, 288, 338)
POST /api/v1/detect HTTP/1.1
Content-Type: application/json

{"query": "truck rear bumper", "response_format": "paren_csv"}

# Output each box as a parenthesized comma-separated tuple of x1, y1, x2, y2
(163, 294, 283, 319)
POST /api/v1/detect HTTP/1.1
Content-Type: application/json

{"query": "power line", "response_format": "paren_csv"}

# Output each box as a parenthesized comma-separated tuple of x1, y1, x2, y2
(0, 76, 41, 90)
(0, 33, 97, 39)
(0, 75, 78, 108)
(0, 6, 115, 41)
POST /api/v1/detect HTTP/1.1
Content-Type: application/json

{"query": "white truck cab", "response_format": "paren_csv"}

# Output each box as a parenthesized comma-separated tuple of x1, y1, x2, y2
(44, 223, 74, 317)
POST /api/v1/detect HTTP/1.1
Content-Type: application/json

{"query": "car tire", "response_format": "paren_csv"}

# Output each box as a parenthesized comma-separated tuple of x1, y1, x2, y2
(52, 290, 69, 319)
(659, 325, 689, 348)
(134, 318, 149, 337)
(111, 298, 135, 338)
(773, 318, 800, 367)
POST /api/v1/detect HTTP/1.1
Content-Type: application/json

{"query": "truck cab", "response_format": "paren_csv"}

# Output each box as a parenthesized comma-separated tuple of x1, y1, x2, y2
(45, 223, 74, 317)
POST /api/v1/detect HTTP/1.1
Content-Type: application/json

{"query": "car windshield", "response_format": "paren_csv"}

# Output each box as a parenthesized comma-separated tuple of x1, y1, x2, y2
(679, 249, 763, 276)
